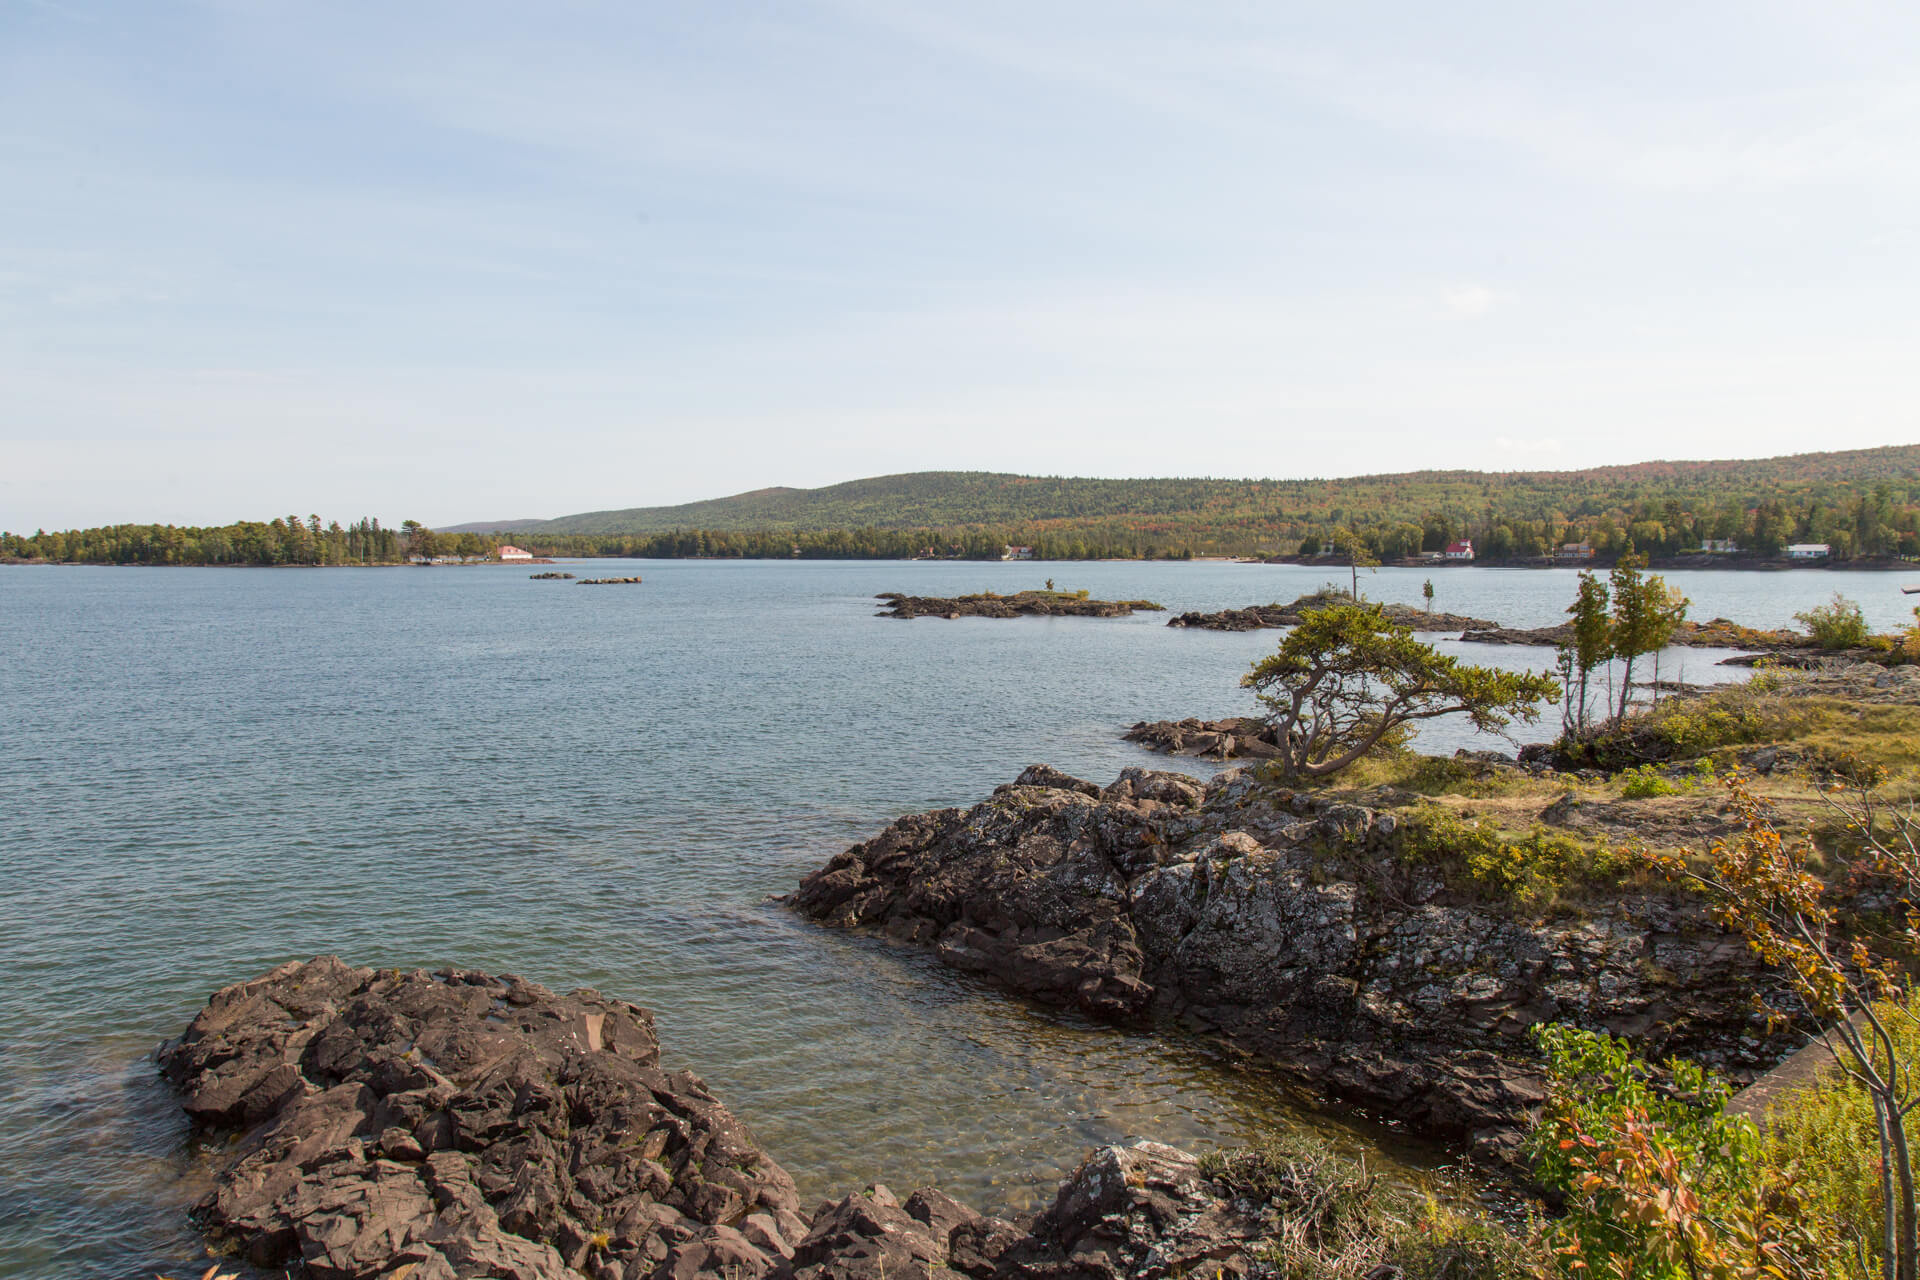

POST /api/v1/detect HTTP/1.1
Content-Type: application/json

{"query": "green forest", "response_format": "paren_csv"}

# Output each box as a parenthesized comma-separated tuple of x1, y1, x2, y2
(8, 444, 1919, 565)
(0, 516, 499, 566)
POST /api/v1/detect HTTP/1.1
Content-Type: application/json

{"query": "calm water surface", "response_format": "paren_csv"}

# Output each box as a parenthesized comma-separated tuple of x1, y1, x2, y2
(1, 560, 1909, 1277)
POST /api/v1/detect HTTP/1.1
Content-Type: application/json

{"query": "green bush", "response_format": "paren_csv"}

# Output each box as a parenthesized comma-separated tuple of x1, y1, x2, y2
(1526, 1025, 1832, 1277)
(1618, 759, 1715, 799)
(1796, 593, 1870, 649)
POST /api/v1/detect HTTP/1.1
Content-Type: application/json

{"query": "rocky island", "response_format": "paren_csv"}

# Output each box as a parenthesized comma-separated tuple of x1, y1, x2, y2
(876, 590, 1164, 620)
(1122, 717, 1285, 761)
(1455, 616, 1816, 650)
(1164, 591, 1830, 656)
(1166, 591, 1498, 633)
(158, 957, 1397, 1280)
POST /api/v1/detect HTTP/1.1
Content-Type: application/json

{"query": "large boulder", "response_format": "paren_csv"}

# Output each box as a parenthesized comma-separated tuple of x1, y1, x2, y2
(159, 959, 806, 1280)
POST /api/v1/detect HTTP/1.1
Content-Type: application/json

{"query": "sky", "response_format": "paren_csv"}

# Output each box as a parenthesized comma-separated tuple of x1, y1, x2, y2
(3, 1, 1918, 529)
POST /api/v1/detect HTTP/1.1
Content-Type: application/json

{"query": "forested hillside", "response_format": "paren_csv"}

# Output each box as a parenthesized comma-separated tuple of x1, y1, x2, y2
(469, 444, 1920, 562)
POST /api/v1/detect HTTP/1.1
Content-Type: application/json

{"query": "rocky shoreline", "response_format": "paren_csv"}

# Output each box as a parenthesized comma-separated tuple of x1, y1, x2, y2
(877, 591, 1165, 620)
(790, 763, 1801, 1158)
(158, 958, 1318, 1280)
(1457, 616, 1815, 651)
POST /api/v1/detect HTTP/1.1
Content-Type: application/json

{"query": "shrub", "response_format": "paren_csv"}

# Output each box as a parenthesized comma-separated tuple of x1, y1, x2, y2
(1618, 759, 1715, 799)
(1528, 1024, 1833, 1278)
(1796, 593, 1870, 649)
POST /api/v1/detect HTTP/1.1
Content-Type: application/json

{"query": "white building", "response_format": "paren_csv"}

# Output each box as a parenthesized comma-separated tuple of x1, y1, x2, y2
(498, 544, 534, 562)
(1001, 545, 1034, 561)
(1443, 540, 1474, 561)
(1786, 543, 1830, 560)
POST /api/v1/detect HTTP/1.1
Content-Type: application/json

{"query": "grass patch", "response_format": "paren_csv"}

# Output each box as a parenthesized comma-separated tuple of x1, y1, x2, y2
(1329, 751, 1537, 799)
(1562, 676, 1920, 778)
(1198, 1136, 1542, 1280)
(1759, 1000, 1920, 1279)
(1388, 806, 1629, 908)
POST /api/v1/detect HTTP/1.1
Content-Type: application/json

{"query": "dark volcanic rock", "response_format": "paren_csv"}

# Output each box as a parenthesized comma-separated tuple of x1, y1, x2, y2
(990, 1141, 1269, 1280)
(876, 592, 1165, 620)
(791, 766, 1801, 1154)
(160, 959, 1517, 1279)
(159, 958, 806, 1280)
(1123, 718, 1283, 762)
(771, 1143, 1282, 1280)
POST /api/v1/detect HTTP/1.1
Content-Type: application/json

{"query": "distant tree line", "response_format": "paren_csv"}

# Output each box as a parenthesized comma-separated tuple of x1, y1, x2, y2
(502, 488, 1920, 563)
(504, 455, 1920, 562)
(0, 516, 498, 566)
(1297, 486, 1920, 563)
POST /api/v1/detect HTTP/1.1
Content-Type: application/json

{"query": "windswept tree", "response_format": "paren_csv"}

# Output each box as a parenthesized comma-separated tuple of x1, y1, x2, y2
(1331, 525, 1379, 600)
(1243, 604, 1561, 778)
(1607, 548, 1689, 722)
(1558, 570, 1612, 735)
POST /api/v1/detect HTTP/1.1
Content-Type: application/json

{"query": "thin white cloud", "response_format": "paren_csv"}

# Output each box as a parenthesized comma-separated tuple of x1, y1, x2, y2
(1443, 286, 1495, 317)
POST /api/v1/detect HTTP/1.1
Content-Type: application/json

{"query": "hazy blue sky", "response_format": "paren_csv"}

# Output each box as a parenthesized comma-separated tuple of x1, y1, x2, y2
(4, 1, 1917, 528)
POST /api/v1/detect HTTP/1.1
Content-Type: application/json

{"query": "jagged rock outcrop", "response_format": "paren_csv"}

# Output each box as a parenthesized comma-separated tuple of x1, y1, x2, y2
(1124, 718, 1282, 761)
(777, 1142, 1292, 1280)
(158, 958, 809, 1280)
(876, 592, 1165, 620)
(791, 765, 1801, 1155)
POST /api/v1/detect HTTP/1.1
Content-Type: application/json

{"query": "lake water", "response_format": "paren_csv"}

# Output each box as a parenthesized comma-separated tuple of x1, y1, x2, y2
(1, 559, 1910, 1277)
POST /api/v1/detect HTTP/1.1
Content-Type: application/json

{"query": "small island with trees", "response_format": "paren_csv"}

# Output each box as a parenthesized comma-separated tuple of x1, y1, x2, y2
(875, 587, 1165, 619)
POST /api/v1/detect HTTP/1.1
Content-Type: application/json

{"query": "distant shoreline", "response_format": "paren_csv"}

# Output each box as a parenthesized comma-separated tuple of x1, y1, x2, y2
(4, 553, 1916, 571)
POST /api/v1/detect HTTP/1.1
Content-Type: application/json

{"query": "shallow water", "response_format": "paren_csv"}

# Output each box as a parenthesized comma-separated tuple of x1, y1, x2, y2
(0, 559, 1906, 1276)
